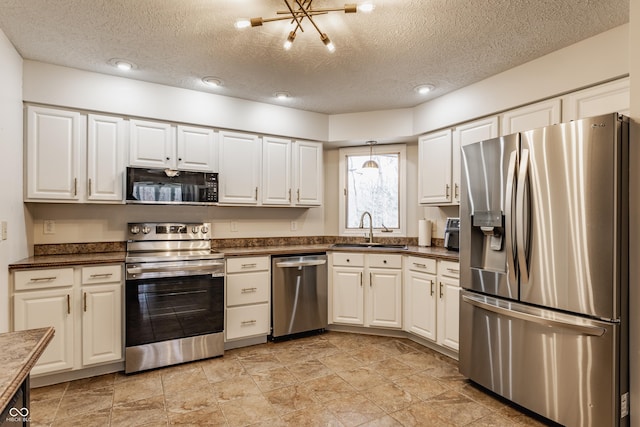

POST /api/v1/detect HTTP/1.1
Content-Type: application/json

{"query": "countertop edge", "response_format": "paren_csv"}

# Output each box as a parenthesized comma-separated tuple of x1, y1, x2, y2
(0, 327, 54, 411)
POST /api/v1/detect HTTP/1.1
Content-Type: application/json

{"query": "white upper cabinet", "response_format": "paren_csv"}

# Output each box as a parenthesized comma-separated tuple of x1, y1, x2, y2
(26, 106, 84, 200)
(563, 77, 630, 121)
(128, 119, 176, 169)
(418, 129, 452, 205)
(218, 130, 262, 205)
(87, 114, 126, 202)
(176, 125, 217, 172)
(293, 140, 323, 206)
(262, 136, 292, 205)
(452, 117, 499, 205)
(500, 98, 561, 135)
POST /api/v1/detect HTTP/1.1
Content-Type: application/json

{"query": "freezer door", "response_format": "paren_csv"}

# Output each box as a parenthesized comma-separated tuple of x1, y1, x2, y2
(518, 113, 626, 319)
(459, 290, 624, 427)
(460, 133, 519, 300)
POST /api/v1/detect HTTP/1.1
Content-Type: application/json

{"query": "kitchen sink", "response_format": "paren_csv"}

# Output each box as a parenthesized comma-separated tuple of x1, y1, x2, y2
(330, 243, 408, 250)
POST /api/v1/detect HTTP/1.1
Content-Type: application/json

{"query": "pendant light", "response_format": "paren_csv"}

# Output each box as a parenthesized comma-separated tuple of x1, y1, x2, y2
(362, 140, 379, 169)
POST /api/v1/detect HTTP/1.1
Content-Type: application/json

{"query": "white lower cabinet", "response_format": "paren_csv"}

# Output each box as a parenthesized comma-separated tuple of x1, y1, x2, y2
(402, 257, 460, 352)
(12, 264, 123, 376)
(330, 252, 402, 329)
(225, 256, 271, 341)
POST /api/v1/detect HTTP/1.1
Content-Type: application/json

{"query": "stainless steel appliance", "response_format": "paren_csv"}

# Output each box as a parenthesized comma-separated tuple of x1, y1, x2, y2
(459, 113, 629, 427)
(126, 167, 218, 205)
(271, 254, 328, 339)
(125, 222, 224, 373)
(444, 217, 460, 251)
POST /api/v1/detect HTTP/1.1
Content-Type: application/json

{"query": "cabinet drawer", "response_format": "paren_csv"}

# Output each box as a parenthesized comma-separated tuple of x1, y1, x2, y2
(368, 254, 402, 269)
(226, 256, 270, 274)
(14, 268, 74, 291)
(226, 303, 270, 340)
(439, 260, 460, 278)
(81, 265, 122, 285)
(226, 272, 270, 306)
(332, 252, 365, 267)
(407, 256, 437, 274)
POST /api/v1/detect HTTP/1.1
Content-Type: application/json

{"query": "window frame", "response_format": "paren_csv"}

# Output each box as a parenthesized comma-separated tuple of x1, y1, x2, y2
(338, 143, 407, 237)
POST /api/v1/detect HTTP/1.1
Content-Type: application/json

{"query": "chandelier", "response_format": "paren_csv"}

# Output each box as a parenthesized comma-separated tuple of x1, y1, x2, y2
(235, 1, 375, 52)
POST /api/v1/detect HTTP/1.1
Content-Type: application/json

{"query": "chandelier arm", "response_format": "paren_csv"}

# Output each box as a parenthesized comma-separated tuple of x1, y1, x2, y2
(282, 0, 305, 29)
(294, 0, 323, 36)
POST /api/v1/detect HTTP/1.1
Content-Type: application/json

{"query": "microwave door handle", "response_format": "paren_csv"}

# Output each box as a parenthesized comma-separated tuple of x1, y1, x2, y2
(516, 148, 530, 283)
(504, 150, 518, 285)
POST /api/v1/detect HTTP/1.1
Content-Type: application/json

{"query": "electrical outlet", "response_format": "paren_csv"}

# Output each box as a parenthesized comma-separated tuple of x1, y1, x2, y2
(290, 221, 297, 231)
(44, 220, 56, 234)
(1, 221, 7, 240)
(230, 221, 238, 232)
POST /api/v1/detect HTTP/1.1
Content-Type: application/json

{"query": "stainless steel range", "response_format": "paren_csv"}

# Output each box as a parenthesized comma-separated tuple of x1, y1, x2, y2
(125, 222, 224, 374)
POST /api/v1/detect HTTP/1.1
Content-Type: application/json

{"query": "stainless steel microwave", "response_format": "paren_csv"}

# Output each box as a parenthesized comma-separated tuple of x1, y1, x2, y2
(125, 167, 218, 205)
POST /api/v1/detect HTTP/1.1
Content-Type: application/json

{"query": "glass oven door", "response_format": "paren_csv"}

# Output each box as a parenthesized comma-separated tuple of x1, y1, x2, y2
(125, 274, 224, 347)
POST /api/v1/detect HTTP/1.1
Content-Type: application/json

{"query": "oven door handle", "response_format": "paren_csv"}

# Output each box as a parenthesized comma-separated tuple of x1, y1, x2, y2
(127, 263, 223, 276)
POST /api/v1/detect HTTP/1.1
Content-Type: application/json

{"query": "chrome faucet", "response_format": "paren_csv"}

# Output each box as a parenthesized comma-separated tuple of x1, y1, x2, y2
(359, 211, 374, 243)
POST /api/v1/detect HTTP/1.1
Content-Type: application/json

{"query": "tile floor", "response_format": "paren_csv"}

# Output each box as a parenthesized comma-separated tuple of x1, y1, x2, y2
(29, 331, 553, 426)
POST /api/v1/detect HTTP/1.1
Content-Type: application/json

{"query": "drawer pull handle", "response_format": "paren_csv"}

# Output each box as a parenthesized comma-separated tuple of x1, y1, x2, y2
(241, 287, 258, 293)
(413, 263, 426, 268)
(90, 273, 113, 278)
(67, 294, 71, 314)
(30, 276, 57, 282)
(241, 320, 257, 325)
(241, 263, 257, 269)
(446, 268, 460, 274)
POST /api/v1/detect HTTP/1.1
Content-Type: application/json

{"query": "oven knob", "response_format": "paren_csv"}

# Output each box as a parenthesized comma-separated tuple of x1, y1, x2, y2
(130, 225, 140, 234)
(142, 226, 151, 234)
(192, 226, 200, 233)
(201, 226, 209, 234)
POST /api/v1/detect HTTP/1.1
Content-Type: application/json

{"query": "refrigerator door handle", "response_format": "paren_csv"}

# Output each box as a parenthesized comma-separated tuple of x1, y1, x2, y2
(516, 148, 530, 283)
(462, 294, 606, 337)
(504, 150, 518, 284)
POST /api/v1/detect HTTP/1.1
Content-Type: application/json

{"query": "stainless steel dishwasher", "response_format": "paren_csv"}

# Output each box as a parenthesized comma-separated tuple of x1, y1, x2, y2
(271, 253, 328, 339)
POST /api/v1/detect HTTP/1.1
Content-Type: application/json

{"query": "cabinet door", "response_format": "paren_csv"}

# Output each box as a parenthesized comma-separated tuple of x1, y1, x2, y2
(14, 289, 74, 375)
(452, 117, 499, 204)
(87, 114, 126, 202)
(26, 106, 83, 200)
(218, 131, 261, 205)
(176, 125, 216, 172)
(331, 267, 364, 325)
(437, 276, 460, 351)
(404, 270, 437, 341)
(500, 99, 561, 135)
(293, 141, 323, 206)
(82, 283, 122, 366)
(563, 77, 630, 121)
(129, 119, 175, 169)
(262, 136, 292, 205)
(368, 268, 402, 329)
(418, 129, 452, 204)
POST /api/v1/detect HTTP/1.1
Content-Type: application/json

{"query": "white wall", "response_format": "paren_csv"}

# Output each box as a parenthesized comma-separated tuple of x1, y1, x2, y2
(0, 29, 28, 332)
(627, 0, 639, 424)
(23, 61, 329, 143)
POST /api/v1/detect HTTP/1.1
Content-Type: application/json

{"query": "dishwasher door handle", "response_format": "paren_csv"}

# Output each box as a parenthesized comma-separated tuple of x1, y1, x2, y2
(275, 260, 327, 268)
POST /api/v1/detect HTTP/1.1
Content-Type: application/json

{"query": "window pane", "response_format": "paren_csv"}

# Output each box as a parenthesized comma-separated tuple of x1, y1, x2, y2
(346, 153, 399, 229)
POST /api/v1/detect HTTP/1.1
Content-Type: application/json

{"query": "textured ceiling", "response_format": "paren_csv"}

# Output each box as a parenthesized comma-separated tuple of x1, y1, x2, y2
(0, 0, 629, 114)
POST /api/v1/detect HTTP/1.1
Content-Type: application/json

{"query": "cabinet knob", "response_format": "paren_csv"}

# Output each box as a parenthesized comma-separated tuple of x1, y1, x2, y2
(166, 157, 170, 160)
(383, 260, 387, 264)
(178, 158, 182, 161)
(346, 259, 350, 262)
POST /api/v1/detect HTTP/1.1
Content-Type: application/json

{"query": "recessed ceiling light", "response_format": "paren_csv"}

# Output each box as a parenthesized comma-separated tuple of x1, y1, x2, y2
(202, 77, 222, 88)
(108, 58, 136, 71)
(275, 92, 290, 100)
(415, 84, 435, 95)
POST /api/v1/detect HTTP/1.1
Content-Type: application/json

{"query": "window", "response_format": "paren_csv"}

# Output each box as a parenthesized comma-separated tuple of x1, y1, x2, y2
(338, 144, 406, 236)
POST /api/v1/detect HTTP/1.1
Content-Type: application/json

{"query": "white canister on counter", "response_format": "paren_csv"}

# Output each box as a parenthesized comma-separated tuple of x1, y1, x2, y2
(418, 219, 432, 247)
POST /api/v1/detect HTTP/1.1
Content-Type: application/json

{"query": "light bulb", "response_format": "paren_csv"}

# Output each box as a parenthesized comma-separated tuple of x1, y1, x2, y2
(284, 32, 296, 50)
(321, 34, 335, 52)
(235, 19, 251, 29)
(115, 61, 132, 71)
(358, 2, 375, 13)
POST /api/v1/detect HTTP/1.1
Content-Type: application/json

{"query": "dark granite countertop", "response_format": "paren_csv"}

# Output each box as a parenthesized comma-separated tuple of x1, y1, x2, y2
(0, 327, 54, 411)
(8, 243, 458, 270)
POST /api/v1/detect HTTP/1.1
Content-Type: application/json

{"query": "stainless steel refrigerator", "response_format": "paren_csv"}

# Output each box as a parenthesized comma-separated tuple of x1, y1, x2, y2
(459, 113, 629, 427)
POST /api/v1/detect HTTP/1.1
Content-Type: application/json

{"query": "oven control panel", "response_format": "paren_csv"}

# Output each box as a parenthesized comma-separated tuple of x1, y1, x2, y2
(127, 222, 212, 241)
